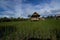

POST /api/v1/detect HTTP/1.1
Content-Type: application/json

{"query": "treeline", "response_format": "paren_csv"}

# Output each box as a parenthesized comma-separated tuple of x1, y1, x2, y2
(42, 15, 56, 19)
(0, 17, 28, 22)
(0, 15, 57, 22)
(46, 15, 55, 18)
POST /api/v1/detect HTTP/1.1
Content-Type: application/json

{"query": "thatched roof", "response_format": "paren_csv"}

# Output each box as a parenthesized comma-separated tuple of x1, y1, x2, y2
(56, 14, 60, 16)
(31, 12, 40, 17)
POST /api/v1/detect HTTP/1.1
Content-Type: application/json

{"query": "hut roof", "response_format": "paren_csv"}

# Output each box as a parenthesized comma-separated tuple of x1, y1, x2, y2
(56, 14, 60, 16)
(31, 12, 40, 17)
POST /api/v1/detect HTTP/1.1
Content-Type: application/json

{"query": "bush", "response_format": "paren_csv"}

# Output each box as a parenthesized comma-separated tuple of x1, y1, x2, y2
(0, 17, 28, 22)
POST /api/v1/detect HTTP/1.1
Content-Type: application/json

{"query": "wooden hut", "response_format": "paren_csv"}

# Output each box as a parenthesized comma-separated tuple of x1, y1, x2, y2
(30, 12, 40, 21)
(55, 14, 60, 19)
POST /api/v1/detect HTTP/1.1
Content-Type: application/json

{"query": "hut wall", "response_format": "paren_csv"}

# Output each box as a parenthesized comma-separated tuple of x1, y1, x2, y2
(56, 16, 60, 19)
(31, 17, 39, 20)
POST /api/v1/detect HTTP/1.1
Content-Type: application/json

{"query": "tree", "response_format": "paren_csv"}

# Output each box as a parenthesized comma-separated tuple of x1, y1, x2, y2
(28, 15, 31, 17)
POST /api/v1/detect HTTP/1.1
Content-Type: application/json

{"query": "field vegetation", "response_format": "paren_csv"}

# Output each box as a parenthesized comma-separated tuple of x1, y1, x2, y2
(0, 17, 60, 40)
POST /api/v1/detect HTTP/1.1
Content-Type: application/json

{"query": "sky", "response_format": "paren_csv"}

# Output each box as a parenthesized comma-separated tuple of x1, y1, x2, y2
(0, 0, 60, 18)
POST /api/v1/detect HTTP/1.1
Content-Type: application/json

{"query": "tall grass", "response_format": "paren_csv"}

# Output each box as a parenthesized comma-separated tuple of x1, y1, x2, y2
(0, 19, 60, 40)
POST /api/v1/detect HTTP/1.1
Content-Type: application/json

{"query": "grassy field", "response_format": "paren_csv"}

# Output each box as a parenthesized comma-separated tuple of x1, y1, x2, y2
(0, 19, 60, 40)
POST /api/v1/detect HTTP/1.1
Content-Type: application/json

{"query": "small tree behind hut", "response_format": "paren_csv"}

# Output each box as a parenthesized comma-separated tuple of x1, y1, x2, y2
(30, 12, 40, 21)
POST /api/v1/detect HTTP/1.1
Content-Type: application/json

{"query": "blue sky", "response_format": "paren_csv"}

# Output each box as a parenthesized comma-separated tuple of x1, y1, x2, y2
(0, 0, 60, 18)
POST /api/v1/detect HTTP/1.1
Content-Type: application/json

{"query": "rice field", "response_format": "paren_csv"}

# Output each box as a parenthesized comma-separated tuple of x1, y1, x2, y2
(0, 19, 60, 40)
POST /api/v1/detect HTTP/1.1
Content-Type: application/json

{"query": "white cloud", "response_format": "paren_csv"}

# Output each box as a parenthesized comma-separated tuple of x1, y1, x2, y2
(21, 0, 60, 17)
(0, 0, 60, 18)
